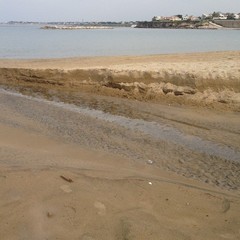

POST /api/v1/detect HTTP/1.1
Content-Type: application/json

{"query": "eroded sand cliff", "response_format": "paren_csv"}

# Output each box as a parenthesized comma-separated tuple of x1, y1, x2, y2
(1, 51, 240, 111)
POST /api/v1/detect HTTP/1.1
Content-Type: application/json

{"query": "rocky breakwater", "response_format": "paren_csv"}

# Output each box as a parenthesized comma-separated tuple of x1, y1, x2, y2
(41, 25, 113, 30)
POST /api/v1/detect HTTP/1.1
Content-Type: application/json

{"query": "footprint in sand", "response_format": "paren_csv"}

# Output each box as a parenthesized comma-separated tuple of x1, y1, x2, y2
(222, 198, 230, 213)
(94, 201, 106, 216)
(60, 185, 72, 193)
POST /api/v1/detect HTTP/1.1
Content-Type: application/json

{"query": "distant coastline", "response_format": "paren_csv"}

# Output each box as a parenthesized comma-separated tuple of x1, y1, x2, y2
(136, 20, 240, 30)
(136, 12, 240, 29)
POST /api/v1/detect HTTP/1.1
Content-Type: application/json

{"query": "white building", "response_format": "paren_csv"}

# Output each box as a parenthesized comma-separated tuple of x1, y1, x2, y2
(202, 14, 210, 19)
(213, 13, 227, 20)
(168, 16, 182, 21)
(182, 15, 189, 21)
(233, 14, 239, 19)
(152, 16, 163, 21)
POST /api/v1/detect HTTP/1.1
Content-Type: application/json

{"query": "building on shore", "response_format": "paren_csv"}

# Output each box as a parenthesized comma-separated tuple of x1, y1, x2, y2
(152, 15, 200, 22)
(152, 15, 182, 22)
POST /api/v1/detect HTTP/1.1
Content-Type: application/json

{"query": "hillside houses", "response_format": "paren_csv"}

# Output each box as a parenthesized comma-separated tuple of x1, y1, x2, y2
(152, 15, 199, 22)
(152, 12, 240, 22)
(152, 16, 181, 21)
(202, 12, 240, 20)
(152, 15, 200, 22)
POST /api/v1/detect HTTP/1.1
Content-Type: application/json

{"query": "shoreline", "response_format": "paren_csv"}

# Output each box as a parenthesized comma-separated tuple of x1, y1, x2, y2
(1, 51, 240, 111)
(1, 50, 239, 65)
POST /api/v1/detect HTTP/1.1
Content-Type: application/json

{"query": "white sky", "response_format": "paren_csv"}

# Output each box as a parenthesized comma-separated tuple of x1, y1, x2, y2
(0, 0, 240, 22)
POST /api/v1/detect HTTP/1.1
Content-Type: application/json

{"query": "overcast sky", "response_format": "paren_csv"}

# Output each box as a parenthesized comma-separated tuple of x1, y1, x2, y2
(1, 0, 240, 22)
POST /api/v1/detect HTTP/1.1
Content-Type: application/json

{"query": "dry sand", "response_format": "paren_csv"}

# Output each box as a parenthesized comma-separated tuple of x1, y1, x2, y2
(1, 51, 240, 239)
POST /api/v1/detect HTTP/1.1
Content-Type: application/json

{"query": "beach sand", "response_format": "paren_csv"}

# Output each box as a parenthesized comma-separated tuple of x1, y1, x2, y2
(0, 51, 240, 111)
(0, 51, 240, 239)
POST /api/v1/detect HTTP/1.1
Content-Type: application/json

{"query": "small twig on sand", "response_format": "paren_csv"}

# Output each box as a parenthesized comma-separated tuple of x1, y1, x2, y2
(60, 175, 73, 183)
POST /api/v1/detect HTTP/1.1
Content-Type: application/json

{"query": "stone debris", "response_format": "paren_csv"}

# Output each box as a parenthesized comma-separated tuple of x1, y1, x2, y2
(105, 81, 197, 96)
(146, 159, 154, 165)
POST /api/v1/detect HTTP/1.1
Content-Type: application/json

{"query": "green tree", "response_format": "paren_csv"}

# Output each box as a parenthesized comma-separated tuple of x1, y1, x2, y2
(227, 13, 235, 20)
(212, 12, 220, 18)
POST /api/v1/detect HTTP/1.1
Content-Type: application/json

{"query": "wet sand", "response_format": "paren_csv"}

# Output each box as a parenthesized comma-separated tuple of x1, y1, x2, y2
(0, 51, 240, 239)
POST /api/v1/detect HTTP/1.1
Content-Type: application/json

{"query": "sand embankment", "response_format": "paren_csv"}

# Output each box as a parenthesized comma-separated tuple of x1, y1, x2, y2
(0, 51, 240, 111)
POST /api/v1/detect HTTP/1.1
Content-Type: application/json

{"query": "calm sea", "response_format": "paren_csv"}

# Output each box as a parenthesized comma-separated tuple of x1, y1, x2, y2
(0, 24, 240, 59)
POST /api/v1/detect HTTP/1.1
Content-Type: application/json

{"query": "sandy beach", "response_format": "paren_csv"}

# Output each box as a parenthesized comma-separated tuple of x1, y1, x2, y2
(1, 51, 240, 111)
(0, 51, 240, 239)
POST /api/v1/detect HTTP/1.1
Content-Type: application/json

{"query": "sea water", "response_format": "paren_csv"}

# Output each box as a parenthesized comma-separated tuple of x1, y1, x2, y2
(0, 24, 240, 59)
